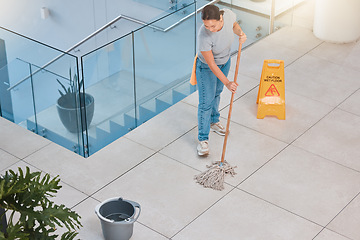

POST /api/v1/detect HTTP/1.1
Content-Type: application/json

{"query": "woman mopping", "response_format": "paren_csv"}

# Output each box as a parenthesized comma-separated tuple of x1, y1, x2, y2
(196, 5, 247, 156)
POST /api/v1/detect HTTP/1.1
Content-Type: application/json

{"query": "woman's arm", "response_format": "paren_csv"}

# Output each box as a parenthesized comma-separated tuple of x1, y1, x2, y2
(233, 22, 247, 43)
(201, 50, 238, 93)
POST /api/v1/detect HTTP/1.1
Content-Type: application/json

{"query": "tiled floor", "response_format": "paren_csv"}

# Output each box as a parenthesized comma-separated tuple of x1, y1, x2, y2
(2, 4, 360, 240)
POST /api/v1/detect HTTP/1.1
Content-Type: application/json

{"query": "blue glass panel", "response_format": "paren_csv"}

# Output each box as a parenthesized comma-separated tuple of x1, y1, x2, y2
(81, 34, 135, 155)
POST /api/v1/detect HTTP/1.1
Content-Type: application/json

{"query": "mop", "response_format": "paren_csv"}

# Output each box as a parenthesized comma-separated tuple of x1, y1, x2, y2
(195, 42, 242, 191)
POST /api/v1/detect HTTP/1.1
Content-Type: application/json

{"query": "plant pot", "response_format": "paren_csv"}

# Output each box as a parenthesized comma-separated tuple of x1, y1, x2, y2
(0, 207, 7, 235)
(56, 92, 94, 133)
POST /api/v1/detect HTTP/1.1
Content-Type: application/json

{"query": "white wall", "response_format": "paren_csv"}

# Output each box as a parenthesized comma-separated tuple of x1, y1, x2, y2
(0, 0, 165, 123)
(0, 0, 98, 51)
(0, 0, 163, 60)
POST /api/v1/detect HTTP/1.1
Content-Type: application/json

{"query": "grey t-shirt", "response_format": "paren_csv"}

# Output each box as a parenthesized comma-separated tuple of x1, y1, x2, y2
(198, 9, 236, 65)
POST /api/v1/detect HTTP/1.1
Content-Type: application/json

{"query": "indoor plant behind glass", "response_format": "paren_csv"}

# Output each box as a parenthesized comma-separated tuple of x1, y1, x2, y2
(56, 69, 94, 133)
(0, 167, 82, 240)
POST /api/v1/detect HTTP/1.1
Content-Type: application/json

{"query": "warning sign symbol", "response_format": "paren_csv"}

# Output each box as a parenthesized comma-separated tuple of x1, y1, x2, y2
(265, 84, 280, 96)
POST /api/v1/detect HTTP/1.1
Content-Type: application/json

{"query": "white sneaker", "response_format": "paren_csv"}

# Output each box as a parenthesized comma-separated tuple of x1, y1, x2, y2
(197, 140, 209, 156)
(211, 122, 226, 136)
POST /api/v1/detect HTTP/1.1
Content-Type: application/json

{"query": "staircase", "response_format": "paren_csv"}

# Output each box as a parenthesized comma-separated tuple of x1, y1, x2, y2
(26, 79, 196, 156)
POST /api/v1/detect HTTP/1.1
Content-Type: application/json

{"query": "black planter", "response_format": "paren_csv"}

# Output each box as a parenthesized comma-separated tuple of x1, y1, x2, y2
(0, 207, 6, 235)
(56, 93, 94, 133)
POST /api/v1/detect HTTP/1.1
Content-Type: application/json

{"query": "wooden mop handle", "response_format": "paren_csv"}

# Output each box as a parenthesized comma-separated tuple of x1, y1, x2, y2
(221, 42, 242, 163)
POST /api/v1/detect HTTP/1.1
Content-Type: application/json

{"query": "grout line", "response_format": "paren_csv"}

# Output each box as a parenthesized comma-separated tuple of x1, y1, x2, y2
(71, 195, 100, 210)
(136, 221, 171, 239)
(87, 151, 158, 198)
(312, 227, 354, 240)
(170, 185, 238, 239)
(310, 191, 360, 240)
(237, 188, 325, 228)
(235, 141, 291, 187)
(323, 191, 360, 230)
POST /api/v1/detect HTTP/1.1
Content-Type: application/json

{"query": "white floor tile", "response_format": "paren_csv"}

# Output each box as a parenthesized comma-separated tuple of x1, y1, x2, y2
(293, 109, 360, 171)
(223, 88, 333, 143)
(92, 153, 231, 238)
(130, 223, 169, 240)
(72, 197, 104, 240)
(263, 26, 322, 53)
(125, 101, 197, 151)
(338, 88, 360, 116)
(239, 145, 360, 226)
(309, 41, 360, 72)
(327, 194, 360, 240)
(0, 161, 40, 176)
(285, 54, 360, 106)
(0, 117, 50, 159)
(53, 182, 89, 209)
(173, 188, 322, 240)
(238, 39, 304, 79)
(313, 229, 351, 240)
(24, 138, 155, 195)
(160, 123, 287, 187)
(0, 148, 19, 171)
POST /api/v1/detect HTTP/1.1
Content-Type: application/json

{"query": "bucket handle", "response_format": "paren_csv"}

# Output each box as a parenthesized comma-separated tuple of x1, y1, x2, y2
(94, 197, 141, 223)
(125, 199, 141, 223)
(95, 202, 115, 223)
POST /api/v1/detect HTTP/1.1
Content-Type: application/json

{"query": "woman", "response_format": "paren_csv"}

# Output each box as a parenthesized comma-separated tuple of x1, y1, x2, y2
(196, 5, 247, 156)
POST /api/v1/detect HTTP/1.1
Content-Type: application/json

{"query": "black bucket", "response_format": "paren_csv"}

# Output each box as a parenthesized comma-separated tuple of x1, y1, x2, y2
(95, 197, 141, 240)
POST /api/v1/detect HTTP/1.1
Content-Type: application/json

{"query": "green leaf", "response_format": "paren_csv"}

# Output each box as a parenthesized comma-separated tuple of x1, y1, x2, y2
(0, 167, 82, 239)
(57, 79, 68, 95)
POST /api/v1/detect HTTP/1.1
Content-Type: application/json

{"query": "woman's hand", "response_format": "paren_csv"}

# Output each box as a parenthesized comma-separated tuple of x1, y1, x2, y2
(233, 22, 247, 44)
(225, 81, 238, 93)
(239, 32, 247, 44)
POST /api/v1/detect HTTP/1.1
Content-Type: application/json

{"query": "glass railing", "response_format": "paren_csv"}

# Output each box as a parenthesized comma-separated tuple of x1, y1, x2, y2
(0, 59, 30, 124)
(80, 3, 197, 155)
(0, 0, 308, 157)
(81, 33, 136, 155)
(0, 26, 84, 155)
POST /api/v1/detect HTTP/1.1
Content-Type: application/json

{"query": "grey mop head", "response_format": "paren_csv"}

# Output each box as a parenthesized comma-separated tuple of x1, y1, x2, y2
(195, 161, 237, 191)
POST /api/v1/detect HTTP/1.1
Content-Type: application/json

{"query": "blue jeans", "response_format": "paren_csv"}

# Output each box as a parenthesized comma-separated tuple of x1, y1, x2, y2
(196, 58, 231, 141)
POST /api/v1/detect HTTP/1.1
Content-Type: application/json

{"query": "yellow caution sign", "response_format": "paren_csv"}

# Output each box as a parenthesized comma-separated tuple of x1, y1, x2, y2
(256, 59, 285, 120)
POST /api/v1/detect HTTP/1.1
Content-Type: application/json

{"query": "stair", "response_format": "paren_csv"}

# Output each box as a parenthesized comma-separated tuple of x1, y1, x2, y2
(25, 80, 196, 157)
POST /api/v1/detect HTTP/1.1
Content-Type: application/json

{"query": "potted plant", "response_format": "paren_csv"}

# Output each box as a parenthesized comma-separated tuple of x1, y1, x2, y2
(0, 167, 82, 240)
(56, 69, 94, 133)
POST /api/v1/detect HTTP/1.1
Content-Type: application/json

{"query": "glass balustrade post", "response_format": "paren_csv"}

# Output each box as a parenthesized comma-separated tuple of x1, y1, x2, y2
(79, 60, 90, 157)
(131, 31, 138, 129)
(29, 63, 38, 134)
(0, 38, 14, 122)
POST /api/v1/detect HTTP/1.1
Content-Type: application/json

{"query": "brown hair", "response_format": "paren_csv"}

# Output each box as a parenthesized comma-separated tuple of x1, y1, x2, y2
(201, 5, 224, 21)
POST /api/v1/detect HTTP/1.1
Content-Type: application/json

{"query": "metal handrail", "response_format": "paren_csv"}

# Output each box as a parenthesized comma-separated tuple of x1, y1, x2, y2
(7, 14, 124, 90)
(15, 57, 69, 81)
(164, 0, 219, 32)
(7, 0, 219, 91)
